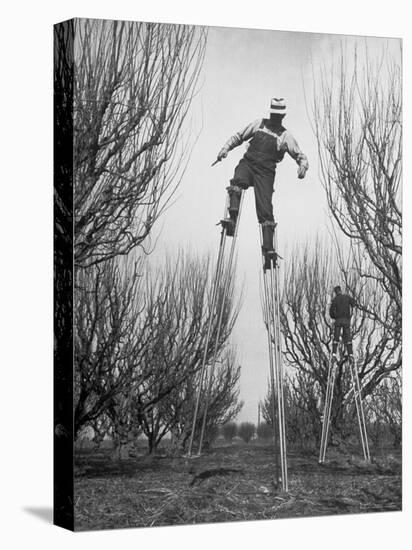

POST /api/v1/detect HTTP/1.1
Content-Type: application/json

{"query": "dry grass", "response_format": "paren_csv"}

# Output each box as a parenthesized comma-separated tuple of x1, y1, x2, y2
(74, 444, 401, 531)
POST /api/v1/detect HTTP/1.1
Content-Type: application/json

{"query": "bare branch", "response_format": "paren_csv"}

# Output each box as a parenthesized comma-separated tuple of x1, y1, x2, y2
(73, 19, 207, 267)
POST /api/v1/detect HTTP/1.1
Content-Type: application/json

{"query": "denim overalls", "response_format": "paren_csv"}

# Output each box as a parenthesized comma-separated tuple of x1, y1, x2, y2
(231, 120, 284, 224)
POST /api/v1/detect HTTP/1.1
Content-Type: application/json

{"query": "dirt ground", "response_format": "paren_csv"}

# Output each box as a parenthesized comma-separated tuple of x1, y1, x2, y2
(74, 443, 402, 531)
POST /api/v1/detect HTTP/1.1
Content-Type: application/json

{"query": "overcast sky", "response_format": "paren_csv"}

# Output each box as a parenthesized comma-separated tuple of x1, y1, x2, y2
(150, 26, 401, 423)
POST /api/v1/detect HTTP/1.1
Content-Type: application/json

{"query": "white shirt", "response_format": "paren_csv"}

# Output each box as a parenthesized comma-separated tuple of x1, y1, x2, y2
(223, 118, 309, 169)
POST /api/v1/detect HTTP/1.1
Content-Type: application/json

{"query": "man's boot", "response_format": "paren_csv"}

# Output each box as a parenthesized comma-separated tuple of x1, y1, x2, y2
(227, 184, 242, 224)
(220, 184, 242, 237)
(261, 221, 276, 269)
(220, 218, 236, 237)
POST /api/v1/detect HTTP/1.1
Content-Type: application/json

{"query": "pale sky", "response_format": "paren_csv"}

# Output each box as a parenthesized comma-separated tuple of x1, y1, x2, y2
(150, 27, 401, 423)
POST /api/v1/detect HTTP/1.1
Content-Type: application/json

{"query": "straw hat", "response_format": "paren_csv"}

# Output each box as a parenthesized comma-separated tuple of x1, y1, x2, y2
(270, 97, 287, 116)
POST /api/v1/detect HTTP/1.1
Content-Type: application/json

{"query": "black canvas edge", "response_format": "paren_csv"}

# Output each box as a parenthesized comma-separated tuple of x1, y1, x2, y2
(53, 18, 75, 532)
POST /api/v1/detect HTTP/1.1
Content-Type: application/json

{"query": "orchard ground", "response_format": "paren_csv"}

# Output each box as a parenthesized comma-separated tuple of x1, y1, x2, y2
(74, 439, 401, 530)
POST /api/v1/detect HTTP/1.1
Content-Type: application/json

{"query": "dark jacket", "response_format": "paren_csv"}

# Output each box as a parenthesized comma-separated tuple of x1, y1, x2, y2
(329, 293, 355, 323)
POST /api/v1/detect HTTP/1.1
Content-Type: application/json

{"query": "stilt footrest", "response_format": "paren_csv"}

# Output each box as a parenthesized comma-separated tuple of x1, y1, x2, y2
(220, 218, 236, 237)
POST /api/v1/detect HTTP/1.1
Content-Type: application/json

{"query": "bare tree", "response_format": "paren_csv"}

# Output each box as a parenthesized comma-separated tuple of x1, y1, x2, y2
(186, 350, 243, 451)
(73, 19, 207, 267)
(141, 349, 243, 454)
(280, 239, 400, 439)
(365, 370, 402, 449)
(261, 372, 322, 450)
(222, 421, 238, 442)
(238, 422, 256, 444)
(312, 43, 402, 335)
(129, 250, 239, 425)
(120, 253, 242, 454)
(256, 422, 272, 440)
(74, 250, 242, 457)
(74, 258, 147, 436)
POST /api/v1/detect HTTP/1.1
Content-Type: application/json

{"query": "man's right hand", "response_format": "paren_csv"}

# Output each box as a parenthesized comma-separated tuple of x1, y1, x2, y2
(217, 147, 229, 161)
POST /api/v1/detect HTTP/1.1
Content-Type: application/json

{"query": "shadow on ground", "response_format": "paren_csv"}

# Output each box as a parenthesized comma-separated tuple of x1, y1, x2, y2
(23, 507, 53, 524)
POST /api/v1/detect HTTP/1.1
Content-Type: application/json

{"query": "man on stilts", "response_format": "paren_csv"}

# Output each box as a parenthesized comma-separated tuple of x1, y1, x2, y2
(215, 98, 309, 266)
(210, 97, 308, 490)
(319, 287, 369, 463)
(329, 285, 356, 362)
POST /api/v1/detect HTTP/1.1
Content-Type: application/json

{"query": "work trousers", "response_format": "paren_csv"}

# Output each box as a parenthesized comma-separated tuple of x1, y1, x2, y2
(332, 321, 353, 355)
(231, 158, 275, 224)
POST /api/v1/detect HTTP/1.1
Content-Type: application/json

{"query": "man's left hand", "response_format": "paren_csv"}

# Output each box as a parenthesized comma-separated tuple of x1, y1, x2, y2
(297, 165, 307, 179)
